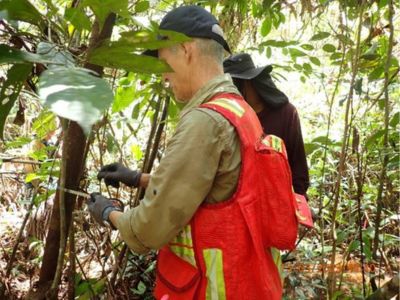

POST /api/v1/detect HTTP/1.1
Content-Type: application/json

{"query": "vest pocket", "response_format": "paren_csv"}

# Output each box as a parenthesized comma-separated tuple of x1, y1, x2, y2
(154, 247, 201, 299)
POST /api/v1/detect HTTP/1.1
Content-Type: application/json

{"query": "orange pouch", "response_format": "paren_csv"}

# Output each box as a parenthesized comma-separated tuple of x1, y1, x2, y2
(154, 247, 201, 300)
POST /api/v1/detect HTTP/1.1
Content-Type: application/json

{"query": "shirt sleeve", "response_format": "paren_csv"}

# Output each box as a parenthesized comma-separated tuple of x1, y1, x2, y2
(116, 108, 230, 253)
(286, 107, 310, 197)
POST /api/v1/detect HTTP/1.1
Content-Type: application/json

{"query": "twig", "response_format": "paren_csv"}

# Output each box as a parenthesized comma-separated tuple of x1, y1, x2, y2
(372, 0, 395, 259)
(327, 3, 365, 297)
(67, 220, 76, 300)
(48, 119, 70, 298)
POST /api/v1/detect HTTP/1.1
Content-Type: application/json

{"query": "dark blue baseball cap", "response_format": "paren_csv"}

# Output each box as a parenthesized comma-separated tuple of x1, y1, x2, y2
(143, 5, 231, 57)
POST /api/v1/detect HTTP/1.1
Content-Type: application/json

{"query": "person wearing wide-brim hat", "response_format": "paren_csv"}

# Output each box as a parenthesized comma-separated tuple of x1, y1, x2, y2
(224, 53, 309, 197)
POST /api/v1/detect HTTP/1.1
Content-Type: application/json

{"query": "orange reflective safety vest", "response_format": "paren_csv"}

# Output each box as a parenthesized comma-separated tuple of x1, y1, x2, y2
(154, 93, 299, 300)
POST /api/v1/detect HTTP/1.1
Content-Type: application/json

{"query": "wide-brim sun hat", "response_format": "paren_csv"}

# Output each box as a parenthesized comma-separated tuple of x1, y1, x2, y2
(223, 53, 273, 80)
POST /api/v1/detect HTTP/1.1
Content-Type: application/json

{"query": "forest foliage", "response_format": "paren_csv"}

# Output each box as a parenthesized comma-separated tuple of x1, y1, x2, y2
(0, 0, 399, 299)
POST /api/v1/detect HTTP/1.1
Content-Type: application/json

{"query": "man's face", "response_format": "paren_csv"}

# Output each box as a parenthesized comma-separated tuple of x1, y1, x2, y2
(159, 45, 193, 102)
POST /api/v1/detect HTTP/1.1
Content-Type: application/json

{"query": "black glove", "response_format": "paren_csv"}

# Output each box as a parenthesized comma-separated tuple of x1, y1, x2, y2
(87, 192, 124, 228)
(97, 162, 141, 188)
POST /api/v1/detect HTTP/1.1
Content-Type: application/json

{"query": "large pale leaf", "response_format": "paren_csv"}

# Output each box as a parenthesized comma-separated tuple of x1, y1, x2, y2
(36, 42, 75, 67)
(0, 44, 56, 65)
(0, 63, 32, 139)
(0, 0, 44, 28)
(38, 67, 113, 134)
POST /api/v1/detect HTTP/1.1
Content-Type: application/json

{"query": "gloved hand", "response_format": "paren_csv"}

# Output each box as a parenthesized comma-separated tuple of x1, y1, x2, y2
(87, 192, 124, 228)
(97, 162, 142, 188)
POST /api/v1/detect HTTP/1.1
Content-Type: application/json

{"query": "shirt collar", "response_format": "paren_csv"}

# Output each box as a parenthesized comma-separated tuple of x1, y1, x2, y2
(180, 74, 241, 118)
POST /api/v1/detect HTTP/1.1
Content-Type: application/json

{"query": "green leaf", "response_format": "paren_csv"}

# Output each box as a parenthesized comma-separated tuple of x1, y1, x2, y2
(0, 44, 57, 65)
(36, 42, 75, 67)
(390, 112, 399, 128)
(309, 56, 321, 66)
(348, 240, 360, 252)
(88, 43, 172, 74)
(38, 67, 114, 134)
(131, 145, 143, 160)
(26, 172, 47, 183)
(303, 63, 312, 73)
(132, 281, 146, 295)
(329, 52, 342, 60)
(135, 1, 149, 13)
(83, 0, 129, 26)
(0, 63, 32, 139)
(261, 40, 297, 48)
(5, 136, 31, 148)
(64, 7, 92, 31)
(261, 17, 272, 37)
(32, 110, 57, 139)
(365, 130, 385, 148)
(368, 65, 384, 81)
(112, 77, 136, 113)
(300, 44, 314, 51)
(310, 31, 330, 41)
(119, 30, 192, 50)
(266, 46, 272, 58)
(288, 48, 307, 58)
(322, 44, 336, 53)
(0, 0, 44, 28)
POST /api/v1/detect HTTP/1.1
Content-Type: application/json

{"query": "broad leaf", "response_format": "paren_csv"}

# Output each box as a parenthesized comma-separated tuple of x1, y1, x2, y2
(322, 44, 336, 53)
(38, 67, 114, 134)
(36, 42, 75, 67)
(0, 44, 56, 65)
(288, 48, 307, 57)
(309, 56, 321, 66)
(310, 31, 330, 41)
(64, 7, 92, 31)
(0, 64, 32, 139)
(389, 112, 399, 128)
(112, 75, 136, 113)
(260, 17, 272, 37)
(119, 30, 192, 50)
(135, 1, 150, 13)
(0, 0, 44, 28)
(261, 40, 298, 48)
(32, 110, 57, 139)
(83, 0, 129, 26)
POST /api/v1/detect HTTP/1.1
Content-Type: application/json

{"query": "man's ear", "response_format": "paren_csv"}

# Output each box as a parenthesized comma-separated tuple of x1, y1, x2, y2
(181, 41, 195, 63)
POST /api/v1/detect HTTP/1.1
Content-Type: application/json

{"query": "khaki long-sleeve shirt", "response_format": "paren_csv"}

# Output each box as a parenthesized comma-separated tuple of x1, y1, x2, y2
(116, 74, 242, 253)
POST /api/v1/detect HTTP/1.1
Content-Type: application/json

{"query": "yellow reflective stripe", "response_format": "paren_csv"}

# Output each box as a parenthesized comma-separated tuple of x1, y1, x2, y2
(271, 136, 282, 152)
(203, 249, 226, 300)
(171, 224, 193, 247)
(170, 245, 196, 266)
(271, 248, 284, 284)
(209, 98, 244, 117)
(169, 224, 196, 266)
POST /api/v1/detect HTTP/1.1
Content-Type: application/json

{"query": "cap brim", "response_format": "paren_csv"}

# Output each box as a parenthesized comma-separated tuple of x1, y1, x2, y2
(142, 49, 158, 57)
(229, 65, 272, 80)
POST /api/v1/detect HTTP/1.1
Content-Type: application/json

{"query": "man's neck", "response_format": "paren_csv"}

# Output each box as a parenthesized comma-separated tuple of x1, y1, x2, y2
(190, 62, 224, 98)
